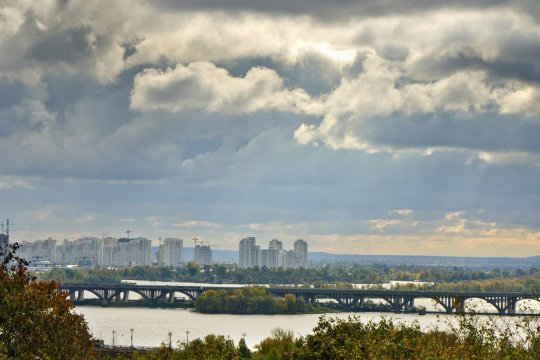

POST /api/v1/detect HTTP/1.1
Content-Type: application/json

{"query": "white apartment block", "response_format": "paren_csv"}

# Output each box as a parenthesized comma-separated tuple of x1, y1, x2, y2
(19, 236, 152, 267)
(158, 238, 183, 266)
(195, 244, 212, 266)
(294, 239, 308, 268)
(238, 237, 309, 269)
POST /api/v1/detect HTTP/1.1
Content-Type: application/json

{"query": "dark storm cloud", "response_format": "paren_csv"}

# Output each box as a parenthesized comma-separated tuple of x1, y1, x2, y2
(149, 0, 513, 20)
(362, 113, 540, 153)
(27, 26, 96, 64)
(0, 77, 25, 109)
(410, 45, 540, 85)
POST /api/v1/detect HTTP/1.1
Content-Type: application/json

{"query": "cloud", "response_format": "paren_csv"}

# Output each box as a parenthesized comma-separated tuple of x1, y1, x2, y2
(74, 214, 96, 223)
(131, 62, 314, 114)
(0, 178, 34, 190)
(369, 219, 402, 232)
(148, 0, 533, 21)
(174, 220, 219, 228)
(2, 1, 540, 256)
(389, 209, 414, 217)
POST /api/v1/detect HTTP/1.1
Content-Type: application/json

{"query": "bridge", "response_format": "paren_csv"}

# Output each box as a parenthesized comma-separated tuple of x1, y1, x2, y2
(59, 284, 540, 315)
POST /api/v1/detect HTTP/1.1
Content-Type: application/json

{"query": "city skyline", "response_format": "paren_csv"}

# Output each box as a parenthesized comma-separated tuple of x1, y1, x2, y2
(2, 1, 540, 257)
(17, 233, 311, 268)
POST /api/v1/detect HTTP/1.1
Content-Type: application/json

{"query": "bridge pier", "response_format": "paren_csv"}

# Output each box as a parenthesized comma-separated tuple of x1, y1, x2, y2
(506, 297, 517, 315)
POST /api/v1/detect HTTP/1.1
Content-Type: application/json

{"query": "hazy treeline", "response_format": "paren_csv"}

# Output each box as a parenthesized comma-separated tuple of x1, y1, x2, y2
(194, 287, 316, 314)
(38, 263, 540, 285)
(391, 276, 540, 293)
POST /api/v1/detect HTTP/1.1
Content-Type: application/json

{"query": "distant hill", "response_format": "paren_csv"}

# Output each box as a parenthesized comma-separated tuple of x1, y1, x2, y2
(153, 247, 540, 268)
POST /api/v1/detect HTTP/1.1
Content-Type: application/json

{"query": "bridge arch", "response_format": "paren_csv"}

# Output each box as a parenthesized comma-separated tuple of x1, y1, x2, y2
(515, 298, 540, 314)
(412, 297, 449, 313)
(463, 297, 500, 313)
(77, 289, 105, 302)
(361, 296, 394, 310)
(168, 290, 196, 301)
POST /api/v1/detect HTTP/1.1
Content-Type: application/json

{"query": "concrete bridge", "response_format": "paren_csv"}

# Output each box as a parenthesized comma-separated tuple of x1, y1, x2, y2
(59, 284, 540, 315)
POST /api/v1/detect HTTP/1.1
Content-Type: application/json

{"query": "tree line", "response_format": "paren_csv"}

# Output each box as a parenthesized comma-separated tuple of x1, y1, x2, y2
(38, 262, 540, 286)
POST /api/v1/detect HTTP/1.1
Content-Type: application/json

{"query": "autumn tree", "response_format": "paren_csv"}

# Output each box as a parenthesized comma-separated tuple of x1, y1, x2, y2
(0, 243, 94, 359)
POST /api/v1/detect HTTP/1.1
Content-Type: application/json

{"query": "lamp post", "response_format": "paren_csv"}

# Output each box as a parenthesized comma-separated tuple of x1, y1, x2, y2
(168, 331, 172, 348)
(185, 330, 190, 346)
(130, 328, 134, 348)
(112, 330, 116, 348)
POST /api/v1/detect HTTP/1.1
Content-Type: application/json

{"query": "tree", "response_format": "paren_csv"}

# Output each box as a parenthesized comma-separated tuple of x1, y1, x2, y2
(238, 338, 251, 359)
(0, 243, 94, 359)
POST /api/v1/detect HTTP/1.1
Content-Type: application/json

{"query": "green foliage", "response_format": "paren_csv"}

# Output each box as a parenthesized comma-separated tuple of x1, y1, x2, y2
(39, 263, 539, 287)
(292, 315, 540, 359)
(391, 275, 540, 293)
(254, 328, 296, 360)
(105, 314, 540, 360)
(108, 335, 240, 360)
(238, 338, 251, 359)
(0, 243, 94, 359)
(194, 287, 314, 314)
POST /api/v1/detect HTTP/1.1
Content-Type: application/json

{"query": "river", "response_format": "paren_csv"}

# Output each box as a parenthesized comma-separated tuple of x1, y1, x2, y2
(76, 307, 450, 349)
(75, 280, 540, 349)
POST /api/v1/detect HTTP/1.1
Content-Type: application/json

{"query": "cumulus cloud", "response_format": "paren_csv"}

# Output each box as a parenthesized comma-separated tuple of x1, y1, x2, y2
(131, 62, 315, 114)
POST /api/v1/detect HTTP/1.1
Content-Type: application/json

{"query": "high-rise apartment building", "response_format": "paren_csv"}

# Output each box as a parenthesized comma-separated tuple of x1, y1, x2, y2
(283, 250, 296, 269)
(238, 237, 308, 269)
(195, 244, 212, 266)
(294, 239, 308, 268)
(20, 236, 152, 267)
(268, 239, 283, 268)
(239, 237, 259, 268)
(0, 219, 9, 258)
(19, 238, 57, 263)
(159, 238, 183, 266)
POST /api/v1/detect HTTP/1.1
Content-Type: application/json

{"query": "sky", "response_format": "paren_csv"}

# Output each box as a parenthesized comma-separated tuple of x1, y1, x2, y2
(2, 0, 540, 256)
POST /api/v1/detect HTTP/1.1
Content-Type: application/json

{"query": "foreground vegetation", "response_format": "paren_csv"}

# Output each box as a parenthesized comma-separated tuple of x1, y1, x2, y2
(105, 315, 540, 359)
(194, 287, 321, 314)
(0, 243, 93, 359)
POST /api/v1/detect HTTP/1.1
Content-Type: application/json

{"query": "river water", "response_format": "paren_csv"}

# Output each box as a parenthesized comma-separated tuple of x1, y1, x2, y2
(76, 307, 451, 349)
(75, 280, 540, 349)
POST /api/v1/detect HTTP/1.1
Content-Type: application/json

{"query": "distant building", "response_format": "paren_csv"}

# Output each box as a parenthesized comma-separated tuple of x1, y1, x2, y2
(268, 239, 283, 268)
(159, 238, 183, 266)
(19, 238, 57, 264)
(195, 244, 212, 266)
(283, 250, 296, 269)
(239, 237, 258, 268)
(20, 236, 152, 268)
(294, 239, 308, 268)
(238, 237, 308, 269)
(0, 219, 10, 257)
(259, 249, 269, 268)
